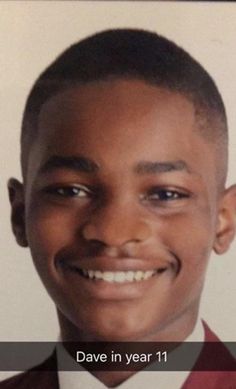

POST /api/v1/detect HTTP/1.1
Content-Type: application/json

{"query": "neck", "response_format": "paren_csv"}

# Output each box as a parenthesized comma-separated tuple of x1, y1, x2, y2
(58, 308, 200, 387)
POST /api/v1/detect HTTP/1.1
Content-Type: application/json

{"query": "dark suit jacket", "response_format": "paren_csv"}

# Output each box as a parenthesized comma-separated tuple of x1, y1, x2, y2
(0, 323, 235, 389)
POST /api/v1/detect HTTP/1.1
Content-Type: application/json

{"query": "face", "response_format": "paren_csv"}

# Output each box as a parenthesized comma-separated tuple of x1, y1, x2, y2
(9, 79, 236, 342)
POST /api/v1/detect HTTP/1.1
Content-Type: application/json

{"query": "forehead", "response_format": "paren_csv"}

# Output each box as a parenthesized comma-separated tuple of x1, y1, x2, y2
(28, 79, 217, 185)
(39, 79, 194, 130)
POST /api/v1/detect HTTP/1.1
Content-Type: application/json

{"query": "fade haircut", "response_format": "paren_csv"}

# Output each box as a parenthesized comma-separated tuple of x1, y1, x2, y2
(21, 28, 228, 179)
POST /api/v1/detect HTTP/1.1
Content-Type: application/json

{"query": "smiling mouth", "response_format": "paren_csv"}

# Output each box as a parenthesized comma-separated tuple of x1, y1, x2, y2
(66, 266, 167, 283)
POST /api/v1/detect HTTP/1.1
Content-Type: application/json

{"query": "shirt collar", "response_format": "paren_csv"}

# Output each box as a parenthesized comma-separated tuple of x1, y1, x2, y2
(57, 317, 204, 389)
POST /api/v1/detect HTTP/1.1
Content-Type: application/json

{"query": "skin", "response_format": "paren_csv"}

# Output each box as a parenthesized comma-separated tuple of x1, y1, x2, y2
(8, 79, 236, 386)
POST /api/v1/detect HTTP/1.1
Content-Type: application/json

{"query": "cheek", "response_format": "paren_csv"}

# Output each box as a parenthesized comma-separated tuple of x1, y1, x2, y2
(161, 205, 216, 256)
(24, 204, 87, 311)
(142, 211, 215, 323)
(25, 202, 79, 271)
(156, 208, 216, 291)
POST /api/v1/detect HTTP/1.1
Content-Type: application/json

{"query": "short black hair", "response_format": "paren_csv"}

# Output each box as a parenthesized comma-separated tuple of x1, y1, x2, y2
(21, 28, 227, 178)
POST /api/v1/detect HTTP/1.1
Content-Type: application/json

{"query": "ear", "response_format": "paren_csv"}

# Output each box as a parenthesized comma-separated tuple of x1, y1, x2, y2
(8, 178, 28, 247)
(213, 184, 236, 255)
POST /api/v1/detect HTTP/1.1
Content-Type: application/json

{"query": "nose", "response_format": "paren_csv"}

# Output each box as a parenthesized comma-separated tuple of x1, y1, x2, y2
(81, 201, 151, 247)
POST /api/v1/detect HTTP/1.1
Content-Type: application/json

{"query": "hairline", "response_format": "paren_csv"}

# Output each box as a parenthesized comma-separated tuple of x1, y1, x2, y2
(21, 75, 228, 189)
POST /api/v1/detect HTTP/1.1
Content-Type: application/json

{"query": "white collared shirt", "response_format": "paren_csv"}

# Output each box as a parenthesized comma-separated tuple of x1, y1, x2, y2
(57, 317, 204, 389)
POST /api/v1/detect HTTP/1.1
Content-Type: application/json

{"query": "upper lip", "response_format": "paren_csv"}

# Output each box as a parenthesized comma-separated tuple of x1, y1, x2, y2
(58, 256, 171, 272)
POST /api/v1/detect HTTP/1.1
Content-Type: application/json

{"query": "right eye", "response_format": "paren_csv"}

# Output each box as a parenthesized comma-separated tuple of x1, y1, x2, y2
(44, 185, 91, 198)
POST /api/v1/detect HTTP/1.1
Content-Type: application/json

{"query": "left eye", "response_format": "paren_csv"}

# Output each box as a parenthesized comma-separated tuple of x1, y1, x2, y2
(145, 189, 188, 201)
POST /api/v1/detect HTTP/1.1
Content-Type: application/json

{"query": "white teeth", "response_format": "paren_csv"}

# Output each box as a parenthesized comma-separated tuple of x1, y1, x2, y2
(103, 272, 114, 282)
(125, 271, 135, 282)
(88, 270, 94, 279)
(81, 270, 157, 283)
(134, 271, 144, 281)
(143, 270, 154, 280)
(94, 271, 103, 279)
(114, 271, 126, 283)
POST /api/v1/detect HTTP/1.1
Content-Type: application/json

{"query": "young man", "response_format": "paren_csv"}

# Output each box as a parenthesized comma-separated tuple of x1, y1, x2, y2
(2, 29, 236, 388)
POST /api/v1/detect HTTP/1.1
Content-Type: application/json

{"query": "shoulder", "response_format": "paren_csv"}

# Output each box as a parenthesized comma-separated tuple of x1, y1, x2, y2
(201, 321, 236, 370)
(0, 353, 58, 389)
(183, 321, 236, 389)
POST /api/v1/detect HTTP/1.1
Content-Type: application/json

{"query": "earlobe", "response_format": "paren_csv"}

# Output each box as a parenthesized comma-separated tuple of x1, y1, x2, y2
(213, 185, 236, 255)
(8, 178, 28, 247)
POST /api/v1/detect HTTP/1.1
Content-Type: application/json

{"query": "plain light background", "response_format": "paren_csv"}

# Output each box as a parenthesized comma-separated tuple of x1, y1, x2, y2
(1, 0, 236, 359)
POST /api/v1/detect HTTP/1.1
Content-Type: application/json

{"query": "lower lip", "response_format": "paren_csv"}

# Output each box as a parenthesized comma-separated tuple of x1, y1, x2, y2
(60, 266, 171, 301)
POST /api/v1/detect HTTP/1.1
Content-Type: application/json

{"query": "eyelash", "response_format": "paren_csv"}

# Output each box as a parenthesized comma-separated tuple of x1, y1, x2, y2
(144, 188, 189, 202)
(43, 185, 189, 204)
(44, 185, 92, 198)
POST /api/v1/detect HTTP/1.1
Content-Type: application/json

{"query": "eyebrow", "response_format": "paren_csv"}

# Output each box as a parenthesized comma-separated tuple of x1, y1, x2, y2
(134, 160, 191, 174)
(39, 155, 99, 174)
(39, 155, 191, 176)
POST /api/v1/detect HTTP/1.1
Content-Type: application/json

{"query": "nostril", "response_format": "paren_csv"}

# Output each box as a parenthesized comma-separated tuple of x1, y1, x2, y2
(89, 239, 106, 249)
(85, 239, 107, 256)
(81, 216, 151, 247)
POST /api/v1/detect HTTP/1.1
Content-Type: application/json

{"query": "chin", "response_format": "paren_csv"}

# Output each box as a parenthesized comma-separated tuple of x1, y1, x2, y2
(82, 325, 149, 342)
(60, 308, 154, 342)
(77, 310, 157, 342)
